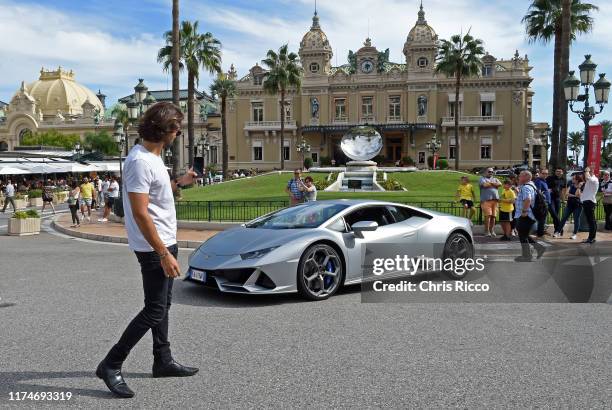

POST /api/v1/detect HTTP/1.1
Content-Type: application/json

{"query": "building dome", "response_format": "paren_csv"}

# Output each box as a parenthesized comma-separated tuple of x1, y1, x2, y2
(405, 3, 437, 45)
(24, 67, 104, 117)
(299, 12, 332, 53)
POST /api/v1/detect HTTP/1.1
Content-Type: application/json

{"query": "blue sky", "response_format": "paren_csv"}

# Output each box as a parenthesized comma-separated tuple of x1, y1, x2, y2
(0, 0, 611, 134)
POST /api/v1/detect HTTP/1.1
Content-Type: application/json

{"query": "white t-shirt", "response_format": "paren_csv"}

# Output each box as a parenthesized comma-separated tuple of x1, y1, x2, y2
(107, 181, 120, 198)
(122, 144, 176, 251)
(580, 174, 599, 203)
(4, 183, 15, 197)
(101, 180, 110, 194)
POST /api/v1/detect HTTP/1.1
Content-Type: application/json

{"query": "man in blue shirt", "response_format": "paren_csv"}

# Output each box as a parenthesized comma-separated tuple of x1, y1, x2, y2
(533, 170, 551, 237)
(514, 171, 545, 261)
(285, 169, 304, 206)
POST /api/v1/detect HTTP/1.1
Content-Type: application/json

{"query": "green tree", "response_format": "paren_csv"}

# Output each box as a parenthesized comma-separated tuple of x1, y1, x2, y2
(262, 44, 302, 170)
(83, 131, 119, 156)
(568, 130, 584, 163)
(522, 0, 598, 169)
(210, 74, 237, 179)
(158, 21, 222, 169)
(435, 31, 485, 171)
(21, 130, 80, 150)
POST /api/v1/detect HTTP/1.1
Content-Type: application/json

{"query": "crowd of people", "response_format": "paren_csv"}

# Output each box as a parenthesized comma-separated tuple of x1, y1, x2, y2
(456, 166, 612, 261)
(1, 174, 121, 227)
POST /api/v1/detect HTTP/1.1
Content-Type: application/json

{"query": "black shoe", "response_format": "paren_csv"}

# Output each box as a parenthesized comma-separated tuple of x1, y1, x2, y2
(582, 239, 596, 244)
(499, 235, 512, 241)
(152, 359, 199, 378)
(96, 360, 135, 398)
(515, 255, 533, 262)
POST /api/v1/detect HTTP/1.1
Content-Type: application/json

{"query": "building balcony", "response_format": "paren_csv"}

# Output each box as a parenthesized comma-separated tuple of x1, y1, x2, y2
(244, 120, 297, 131)
(441, 115, 504, 127)
(332, 118, 349, 124)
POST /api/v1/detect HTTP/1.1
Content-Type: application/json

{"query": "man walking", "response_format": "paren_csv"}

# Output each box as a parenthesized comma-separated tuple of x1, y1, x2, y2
(41, 179, 56, 215)
(479, 168, 501, 237)
(580, 167, 599, 244)
(79, 177, 94, 222)
(1, 179, 16, 213)
(545, 168, 565, 233)
(533, 171, 552, 237)
(514, 171, 545, 261)
(96, 102, 198, 398)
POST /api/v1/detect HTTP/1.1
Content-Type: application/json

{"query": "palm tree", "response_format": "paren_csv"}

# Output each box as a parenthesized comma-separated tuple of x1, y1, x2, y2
(159, 21, 222, 169)
(568, 131, 584, 163)
(171, 0, 180, 176)
(210, 74, 237, 179)
(262, 44, 302, 170)
(435, 31, 485, 171)
(522, 0, 598, 170)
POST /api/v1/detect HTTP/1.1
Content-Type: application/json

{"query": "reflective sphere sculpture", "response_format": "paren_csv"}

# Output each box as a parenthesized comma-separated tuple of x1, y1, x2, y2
(340, 125, 383, 161)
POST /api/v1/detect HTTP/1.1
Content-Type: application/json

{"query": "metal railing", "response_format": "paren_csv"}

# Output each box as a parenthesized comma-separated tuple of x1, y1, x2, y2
(243, 121, 297, 130)
(175, 199, 608, 223)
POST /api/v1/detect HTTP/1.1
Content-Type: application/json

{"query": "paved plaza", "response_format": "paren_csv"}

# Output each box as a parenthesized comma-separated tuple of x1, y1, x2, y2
(0, 214, 611, 407)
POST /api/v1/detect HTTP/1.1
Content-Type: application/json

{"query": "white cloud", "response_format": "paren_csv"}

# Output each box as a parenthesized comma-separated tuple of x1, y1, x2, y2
(0, 1, 169, 105)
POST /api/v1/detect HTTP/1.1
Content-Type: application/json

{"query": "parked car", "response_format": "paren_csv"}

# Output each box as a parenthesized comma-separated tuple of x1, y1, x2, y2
(213, 174, 224, 183)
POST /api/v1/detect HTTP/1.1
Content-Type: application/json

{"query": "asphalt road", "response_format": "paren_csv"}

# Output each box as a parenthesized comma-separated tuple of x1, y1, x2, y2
(0, 223, 611, 408)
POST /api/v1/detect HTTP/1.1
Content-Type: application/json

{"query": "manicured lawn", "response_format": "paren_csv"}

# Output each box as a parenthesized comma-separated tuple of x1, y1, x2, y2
(179, 170, 475, 203)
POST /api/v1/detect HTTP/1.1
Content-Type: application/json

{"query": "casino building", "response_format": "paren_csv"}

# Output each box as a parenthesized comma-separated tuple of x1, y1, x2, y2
(225, 4, 547, 170)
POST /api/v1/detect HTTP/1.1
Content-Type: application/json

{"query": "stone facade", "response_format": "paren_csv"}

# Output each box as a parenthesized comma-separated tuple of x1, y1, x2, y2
(225, 5, 547, 170)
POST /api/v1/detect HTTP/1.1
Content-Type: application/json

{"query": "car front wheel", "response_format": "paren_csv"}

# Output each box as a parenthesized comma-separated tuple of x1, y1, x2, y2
(442, 232, 474, 279)
(297, 244, 343, 301)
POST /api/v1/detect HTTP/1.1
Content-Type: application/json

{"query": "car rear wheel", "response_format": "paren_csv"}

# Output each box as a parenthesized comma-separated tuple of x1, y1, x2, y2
(442, 232, 474, 279)
(297, 244, 343, 301)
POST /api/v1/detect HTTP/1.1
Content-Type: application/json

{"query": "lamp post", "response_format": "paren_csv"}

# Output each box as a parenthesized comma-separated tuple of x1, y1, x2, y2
(113, 123, 127, 183)
(541, 126, 551, 168)
(564, 55, 611, 169)
(296, 137, 311, 169)
(73, 142, 84, 161)
(164, 148, 173, 167)
(425, 135, 441, 169)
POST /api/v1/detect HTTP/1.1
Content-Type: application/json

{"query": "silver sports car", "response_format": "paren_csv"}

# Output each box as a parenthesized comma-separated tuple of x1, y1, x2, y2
(186, 200, 474, 300)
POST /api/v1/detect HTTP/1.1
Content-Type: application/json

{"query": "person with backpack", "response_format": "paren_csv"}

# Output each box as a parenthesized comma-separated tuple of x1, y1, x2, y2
(514, 170, 545, 262)
(533, 171, 552, 237)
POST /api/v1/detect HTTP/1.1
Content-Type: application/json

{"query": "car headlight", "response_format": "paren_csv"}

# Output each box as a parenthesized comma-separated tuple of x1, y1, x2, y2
(240, 246, 280, 260)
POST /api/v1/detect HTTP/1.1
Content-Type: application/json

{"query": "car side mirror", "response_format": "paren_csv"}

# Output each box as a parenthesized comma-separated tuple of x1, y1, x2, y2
(352, 221, 378, 238)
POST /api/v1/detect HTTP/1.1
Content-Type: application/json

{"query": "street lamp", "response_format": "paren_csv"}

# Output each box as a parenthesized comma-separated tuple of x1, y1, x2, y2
(164, 148, 173, 167)
(113, 123, 127, 181)
(564, 55, 611, 168)
(73, 142, 84, 161)
(425, 135, 441, 169)
(296, 137, 311, 168)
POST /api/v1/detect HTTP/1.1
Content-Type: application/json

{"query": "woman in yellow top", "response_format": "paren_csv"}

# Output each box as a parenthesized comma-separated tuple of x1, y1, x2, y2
(499, 179, 516, 241)
(455, 176, 476, 223)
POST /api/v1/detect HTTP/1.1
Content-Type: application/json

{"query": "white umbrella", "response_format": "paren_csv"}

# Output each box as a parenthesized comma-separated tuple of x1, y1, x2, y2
(0, 166, 32, 175)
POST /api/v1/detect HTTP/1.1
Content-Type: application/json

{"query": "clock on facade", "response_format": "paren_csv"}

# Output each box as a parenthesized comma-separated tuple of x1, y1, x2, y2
(360, 60, 374, 73)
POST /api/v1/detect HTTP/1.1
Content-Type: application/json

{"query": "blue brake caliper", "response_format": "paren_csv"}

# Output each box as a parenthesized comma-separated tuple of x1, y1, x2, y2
(324, 260, 334, 287)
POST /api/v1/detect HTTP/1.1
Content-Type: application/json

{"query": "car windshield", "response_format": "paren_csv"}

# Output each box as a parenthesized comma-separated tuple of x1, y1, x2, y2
(245, 203, 350, 229)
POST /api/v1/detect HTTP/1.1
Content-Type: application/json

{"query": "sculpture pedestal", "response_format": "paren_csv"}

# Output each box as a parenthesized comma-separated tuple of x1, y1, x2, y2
(345, 160, 377, 172)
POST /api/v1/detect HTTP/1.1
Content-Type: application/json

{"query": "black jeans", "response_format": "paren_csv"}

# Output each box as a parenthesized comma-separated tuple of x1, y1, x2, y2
(548, 197, 561, 232)
(582, 200, 597, 241)
(69, 204, 80, 225)
(536, 203, 548, 237)
(604, 203, 612, 230)
(517, 215, 543, 258)
(104, 244, 178, 368)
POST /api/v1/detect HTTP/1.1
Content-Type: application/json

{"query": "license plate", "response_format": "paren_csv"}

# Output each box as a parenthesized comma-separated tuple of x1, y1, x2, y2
(191, 269, 206, 282)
